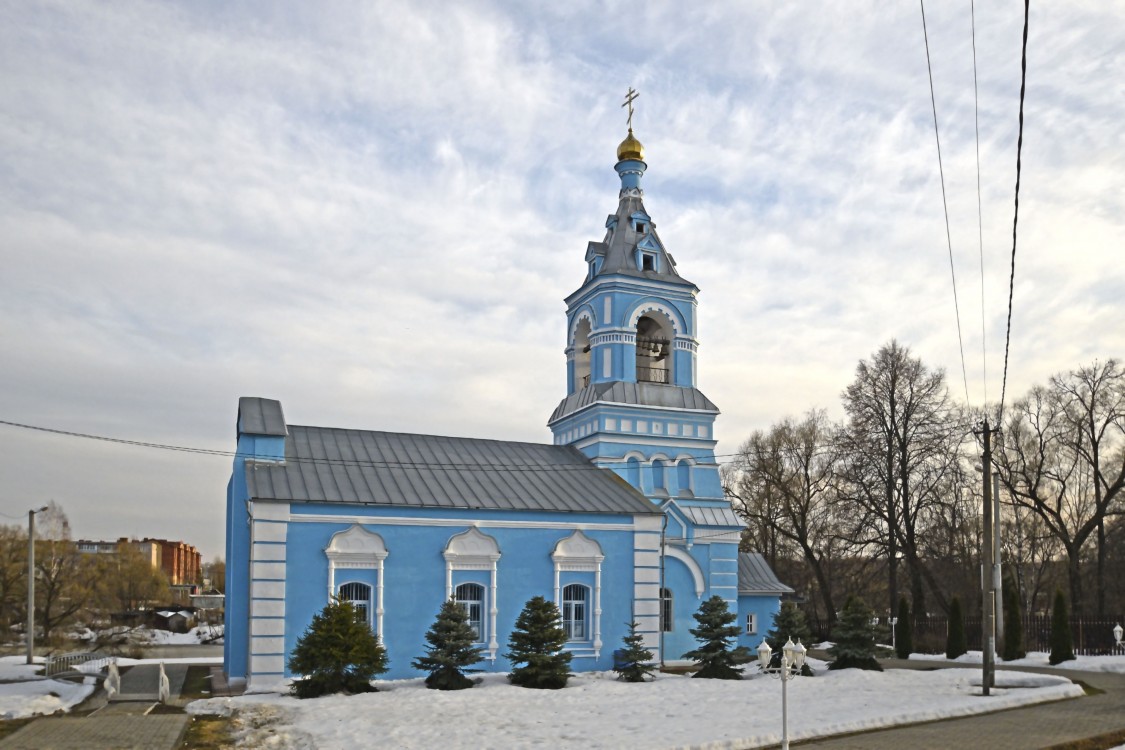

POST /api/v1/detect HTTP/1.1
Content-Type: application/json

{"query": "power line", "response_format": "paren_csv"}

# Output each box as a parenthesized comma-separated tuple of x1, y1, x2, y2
(0, 416, 978, 474)
(998, 0, 1030, 425)
(919, 0, 973, 410)
(971, 0, 988, 405)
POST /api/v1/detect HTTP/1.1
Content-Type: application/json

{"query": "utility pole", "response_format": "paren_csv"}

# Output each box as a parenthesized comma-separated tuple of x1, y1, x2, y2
(993, 472, 1004, 657)
(979, 421, 995, 695)
(26, 507, 46, 665)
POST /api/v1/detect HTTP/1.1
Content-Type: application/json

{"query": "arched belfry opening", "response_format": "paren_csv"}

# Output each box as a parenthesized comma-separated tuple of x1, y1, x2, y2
(634, 313, 673, 384)
(573, 318, 592, 390)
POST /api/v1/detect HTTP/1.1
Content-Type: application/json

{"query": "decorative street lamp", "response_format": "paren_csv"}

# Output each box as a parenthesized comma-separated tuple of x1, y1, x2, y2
(890, 616, 899, 652)
(758, 637, 808, 750)
(1114, 623, 1123, 651)
(26, 506, 48, 665)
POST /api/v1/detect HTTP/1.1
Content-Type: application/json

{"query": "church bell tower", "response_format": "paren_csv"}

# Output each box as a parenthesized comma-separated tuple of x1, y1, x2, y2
(548, 92, 728, 521)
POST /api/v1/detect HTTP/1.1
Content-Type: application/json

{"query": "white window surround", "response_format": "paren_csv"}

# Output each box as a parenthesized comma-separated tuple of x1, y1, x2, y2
(444, 527, 501, 661)
(325, 525, 388, 639)
(746, 613, 757, 635)
(551, 530, 604, 658)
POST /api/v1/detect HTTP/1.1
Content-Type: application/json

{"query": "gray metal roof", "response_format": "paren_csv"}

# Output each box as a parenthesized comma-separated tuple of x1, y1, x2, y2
(738, 552, 795, 596)
(549, 381, 719, 424)
(586, 193, 696, 288)
(238, 397, 287, 437)
(244, 424, 660, 516)
(679, 505, 742, 528)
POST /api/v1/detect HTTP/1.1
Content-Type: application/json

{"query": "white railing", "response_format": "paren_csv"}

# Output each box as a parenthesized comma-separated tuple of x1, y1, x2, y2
(45, 652, 114, 676)
(104, 660, 121, 698)
(158, 661, 170, 703)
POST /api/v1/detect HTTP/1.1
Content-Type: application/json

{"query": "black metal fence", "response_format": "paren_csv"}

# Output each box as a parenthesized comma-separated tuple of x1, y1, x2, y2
(907, 614, 1124, 656)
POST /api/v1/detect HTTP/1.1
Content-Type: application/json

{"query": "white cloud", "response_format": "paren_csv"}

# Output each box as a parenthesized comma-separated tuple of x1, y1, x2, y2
(0, 1, 1121, 558)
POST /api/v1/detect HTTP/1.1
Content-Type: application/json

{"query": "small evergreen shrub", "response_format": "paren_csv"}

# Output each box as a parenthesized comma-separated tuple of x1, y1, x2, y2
(765, 603, 814, 676)
(1001, 576, 1025, 662)
(287, 598, 388, 698)
(613, 621, 656, 682)
(412, 598, 484, 690)
(683, 595, 751, 679)
(1048, 589, 1075, 666)
(828, 596, 882, 671)
(946, 596, 967, 659)
(506, 596, 572, 689)
(894, 597, 912, 660)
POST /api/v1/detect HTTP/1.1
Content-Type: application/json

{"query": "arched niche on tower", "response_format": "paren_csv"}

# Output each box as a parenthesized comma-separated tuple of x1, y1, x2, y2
(634, 310, 675, 385)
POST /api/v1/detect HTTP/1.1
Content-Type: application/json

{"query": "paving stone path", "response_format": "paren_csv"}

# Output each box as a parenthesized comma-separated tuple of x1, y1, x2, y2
(0, 663, 197, 750)
(789, 659, 1125, 750)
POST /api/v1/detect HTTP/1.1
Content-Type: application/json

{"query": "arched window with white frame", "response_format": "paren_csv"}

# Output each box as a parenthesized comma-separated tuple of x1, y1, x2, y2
(552, 530, 604, 657)
(444, 528, 501, 661)
(338, 581, 372, 625)
(325, 525, 388, 639)
(562, 583, 590, 641)
(454, 582, 486, 642)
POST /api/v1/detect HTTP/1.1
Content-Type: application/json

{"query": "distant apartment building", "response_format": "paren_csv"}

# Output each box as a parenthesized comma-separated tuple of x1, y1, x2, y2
(141, 538, 202, 587)
(75, 536, 202, 587)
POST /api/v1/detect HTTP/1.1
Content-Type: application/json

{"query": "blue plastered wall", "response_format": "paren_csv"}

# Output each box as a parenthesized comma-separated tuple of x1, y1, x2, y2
(247, 503, 658, 682)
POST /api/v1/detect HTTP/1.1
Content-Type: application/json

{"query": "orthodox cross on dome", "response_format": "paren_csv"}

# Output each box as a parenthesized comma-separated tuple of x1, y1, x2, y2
(622, 87, 639, 130)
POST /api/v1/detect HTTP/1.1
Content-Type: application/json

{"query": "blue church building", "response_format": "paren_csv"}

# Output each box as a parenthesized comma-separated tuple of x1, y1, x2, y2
(224, 119, 791, 691)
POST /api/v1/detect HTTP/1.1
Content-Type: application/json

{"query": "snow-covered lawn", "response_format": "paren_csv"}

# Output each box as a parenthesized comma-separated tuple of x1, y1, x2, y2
(187, 662, 1085, 750)
(0, 657, 95, 720)
(909, 650, 1125, 673)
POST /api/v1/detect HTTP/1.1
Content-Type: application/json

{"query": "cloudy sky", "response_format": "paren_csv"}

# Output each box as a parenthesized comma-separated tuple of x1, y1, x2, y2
(1, 1, 1121, 560)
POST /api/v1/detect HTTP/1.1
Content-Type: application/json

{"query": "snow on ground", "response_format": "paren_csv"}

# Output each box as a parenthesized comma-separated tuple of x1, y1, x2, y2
(910, 650, 1125, 673)
(140, 625, 223, 645)
(0, 657, 94, 720)
(68, 624, 223, 646)
(188, 665, 1084, 750)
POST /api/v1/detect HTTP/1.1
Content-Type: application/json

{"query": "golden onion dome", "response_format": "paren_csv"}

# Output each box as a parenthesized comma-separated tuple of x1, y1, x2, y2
(617, 128, 645, 161)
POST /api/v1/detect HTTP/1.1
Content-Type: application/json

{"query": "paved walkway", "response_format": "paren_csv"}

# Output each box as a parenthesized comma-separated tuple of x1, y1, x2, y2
(791, 659, 1125, 750)
(0, 663, 200, 750)
(0, 716, 188, 750)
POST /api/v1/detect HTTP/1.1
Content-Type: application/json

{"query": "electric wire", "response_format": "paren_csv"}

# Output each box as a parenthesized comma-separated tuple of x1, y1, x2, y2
(0, 417, 980, 473)
(919, 0, 973, 410)
(998, 0, 1030, 425)
(971, 0, 988, 406)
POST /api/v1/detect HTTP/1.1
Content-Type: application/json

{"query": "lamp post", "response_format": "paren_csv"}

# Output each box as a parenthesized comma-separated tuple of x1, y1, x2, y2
(26, 506, 47, 665)
(758, 637, 808, 750)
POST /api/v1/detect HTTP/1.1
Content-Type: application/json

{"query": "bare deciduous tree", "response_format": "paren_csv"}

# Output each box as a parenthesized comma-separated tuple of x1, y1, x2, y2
(995, 360, 1125, 616)
(727, 409, 842, 627)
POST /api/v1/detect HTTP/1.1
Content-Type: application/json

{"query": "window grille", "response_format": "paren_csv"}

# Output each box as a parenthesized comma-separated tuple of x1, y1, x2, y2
(455, 582, 486, 642)
(562, 583, 589, 641)
(339, 582, 372, 626)
(660, 587, 674, 632)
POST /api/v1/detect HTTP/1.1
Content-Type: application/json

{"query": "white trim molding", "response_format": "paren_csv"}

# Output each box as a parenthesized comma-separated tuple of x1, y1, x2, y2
(444, 527, 502, 660)
(664, 546, 706, 597)
(325, 525, 388, 639)
(552, 530, 605, 659)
